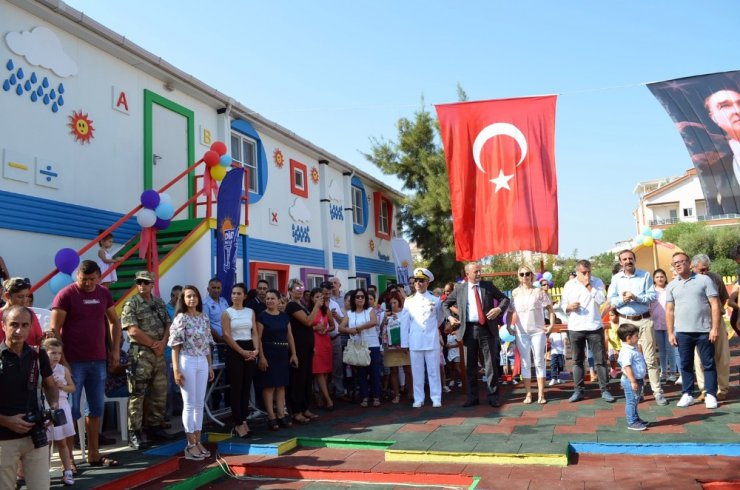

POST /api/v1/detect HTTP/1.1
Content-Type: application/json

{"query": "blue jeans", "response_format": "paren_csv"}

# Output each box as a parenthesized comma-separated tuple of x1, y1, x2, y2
(676, 332, 716, 396)
(70, 360, 107, 420)
(654, 330, 676, 375)
(551, 354, 565, 378)
(357, 347, 382, 399)
(621, 377, 643, 425)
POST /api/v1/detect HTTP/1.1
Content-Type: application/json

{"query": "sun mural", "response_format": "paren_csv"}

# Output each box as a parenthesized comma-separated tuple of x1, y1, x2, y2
(68, 110, 94, 144)
(273, 148, 285, 168)
(311, 166, 319, 184)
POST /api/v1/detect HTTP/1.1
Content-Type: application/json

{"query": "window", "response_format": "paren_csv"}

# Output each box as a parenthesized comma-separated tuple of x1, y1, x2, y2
(350, 176, 368, 234)
(669, 209, 678, 220)
(373, 191, 394, 240)
(683, 208, 693, 217)
(356, 277, 368, 290)
(231, 132, 257, 192)
(290, 159, 308, 198)
(306, 274, 325, 289)
(258, 271, 279, 289)
(352, 187, 364, 226)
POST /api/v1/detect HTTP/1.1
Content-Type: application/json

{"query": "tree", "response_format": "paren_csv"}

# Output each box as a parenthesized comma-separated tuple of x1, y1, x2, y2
(365, 98, 465, 284)
(652, 222, 740, 276)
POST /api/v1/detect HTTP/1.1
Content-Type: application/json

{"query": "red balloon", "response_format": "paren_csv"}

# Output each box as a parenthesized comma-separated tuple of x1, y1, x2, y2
(210, 141, 227, 156)
(203, 150, 220, 167)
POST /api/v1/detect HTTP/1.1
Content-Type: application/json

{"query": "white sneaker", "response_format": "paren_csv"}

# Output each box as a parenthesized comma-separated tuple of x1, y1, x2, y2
(448, 380, 456, 387)
(412, 402, 423, 408)
(675, 376, 682, 385)
(442, 386, 451, 393)
(432, 402, 442, 408)
(548, 379, 556, 386)
(705, 394, 718, 409)
(677, 393, 694, 408)
(666, 374, 677, 383)
(557, 379, 564, 384)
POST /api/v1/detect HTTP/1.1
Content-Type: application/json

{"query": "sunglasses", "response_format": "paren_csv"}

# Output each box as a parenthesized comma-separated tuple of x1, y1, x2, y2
(136, 279, 152, 285)
(518, 272, 532, 277)
(414, 278, 428, 283)
(355, 295, 366, 299)
(5, 277, 31, 292)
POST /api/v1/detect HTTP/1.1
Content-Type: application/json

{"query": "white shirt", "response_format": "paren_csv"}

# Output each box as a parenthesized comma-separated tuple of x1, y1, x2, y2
(225, 307, 254, 341)
(731, 139, 740, 189)
(561, 277, 605, 331)
(403, 291, 443, 351)
(549, 331, 567, 356)
(466, 282, 482, 323)
(511, 287, 552, 334)
(348, 309, 379, 348)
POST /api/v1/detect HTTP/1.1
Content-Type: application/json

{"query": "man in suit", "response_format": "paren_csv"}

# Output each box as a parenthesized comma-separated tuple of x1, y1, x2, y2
(443, 262, 510, 407)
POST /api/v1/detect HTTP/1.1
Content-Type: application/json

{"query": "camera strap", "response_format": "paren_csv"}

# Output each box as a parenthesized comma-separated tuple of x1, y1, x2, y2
(25, 347, 43, 414)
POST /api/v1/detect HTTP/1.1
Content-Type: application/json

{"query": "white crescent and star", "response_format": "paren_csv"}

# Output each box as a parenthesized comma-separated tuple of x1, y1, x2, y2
(472, 122, 528, 192)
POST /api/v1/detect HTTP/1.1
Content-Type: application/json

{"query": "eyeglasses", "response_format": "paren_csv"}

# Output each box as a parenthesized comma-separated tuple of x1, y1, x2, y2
(672, 259, 688, 266)
(414, 278, 428, 283)
(518, 272, 532, 277)
(355, 295, 366, 299)
(695, 268, 708, 273)
(136, 279, 152, 285)
(292, 285, 305, 291)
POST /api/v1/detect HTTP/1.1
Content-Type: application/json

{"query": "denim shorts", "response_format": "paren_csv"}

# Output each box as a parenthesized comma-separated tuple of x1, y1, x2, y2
(70, 360, 107, 420)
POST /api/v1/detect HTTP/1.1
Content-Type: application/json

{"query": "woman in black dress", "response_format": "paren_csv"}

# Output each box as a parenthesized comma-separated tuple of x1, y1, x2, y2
(257, 289, 298, 430)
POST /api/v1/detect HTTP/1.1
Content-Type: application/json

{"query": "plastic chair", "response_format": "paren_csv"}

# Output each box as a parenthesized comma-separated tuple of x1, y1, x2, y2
(105, 395, 128, 442)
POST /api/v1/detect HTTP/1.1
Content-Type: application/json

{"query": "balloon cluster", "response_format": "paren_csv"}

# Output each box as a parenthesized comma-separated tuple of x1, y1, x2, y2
(50, 248, 79, 293)
(499, 326, 515, 343)
(534, 271, 554, 288)
(203, 141, 231, 182)
(137, 190, 174, 230)
(634, 226, 663, 247)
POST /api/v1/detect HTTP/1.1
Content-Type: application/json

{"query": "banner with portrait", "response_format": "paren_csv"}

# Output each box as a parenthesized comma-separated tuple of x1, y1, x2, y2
(647, 71, 740, 216)
(216, 169, 243, 299)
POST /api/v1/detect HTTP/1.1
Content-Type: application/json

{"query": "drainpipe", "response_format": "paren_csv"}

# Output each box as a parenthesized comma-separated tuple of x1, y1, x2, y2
(343, 171, 357, 289)
(318, 159, 331, 274)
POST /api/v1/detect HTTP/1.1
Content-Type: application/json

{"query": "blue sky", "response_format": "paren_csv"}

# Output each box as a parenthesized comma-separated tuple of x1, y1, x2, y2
(64, 0, 739, 258)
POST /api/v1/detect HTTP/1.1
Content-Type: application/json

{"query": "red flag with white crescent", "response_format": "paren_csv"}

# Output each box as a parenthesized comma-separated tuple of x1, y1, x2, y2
(435, 96, 558, 260)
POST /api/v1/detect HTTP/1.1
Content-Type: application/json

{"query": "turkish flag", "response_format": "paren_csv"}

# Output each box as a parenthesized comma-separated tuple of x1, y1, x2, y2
(435, 96, 558, 260)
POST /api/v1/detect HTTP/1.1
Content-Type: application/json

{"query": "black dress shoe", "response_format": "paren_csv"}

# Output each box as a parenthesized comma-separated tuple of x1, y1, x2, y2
(129, 431, 148, 450)
(489, 399, 501, 407)
(462, 399, 480, 407)
(146, 428, 174, 440)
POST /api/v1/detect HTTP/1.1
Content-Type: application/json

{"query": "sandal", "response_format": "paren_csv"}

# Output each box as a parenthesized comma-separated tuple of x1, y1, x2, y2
(303, 411, 319, 420)
(392, 395, 400, 404)
(360, 398, 369, 408)
(89, 456, 120, 467)
(522, 394, 532, 404)
(278, 415, 293, 428)
(184, 445, 204, 461)
(197, 443, 211, 457)
(373, 398, 381, 407)
(268, 418, 279, 431)
(538, 397, 547, 405)
(70, 463, 79, 476)
(293, 414, 310, 424)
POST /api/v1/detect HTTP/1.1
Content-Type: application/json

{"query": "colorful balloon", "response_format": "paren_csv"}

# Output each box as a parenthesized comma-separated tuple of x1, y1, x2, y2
(158, 192, 172, 205)
(136, 208, 157, 228)
(643, 236, 654, 247)
(210, 141, 227, 156)
(49, 272, 73, 293)
(219, 154, 232, 167)
(543, 271, 553, 281)
(635, 235, 645, 245)
(140, 189, 160, 210)
(154, 218, 171, 230)
(155, 202, 175, 221)
(210, 165, 227, 181)
(652, 229, 663, 240)
(54, 248, 80, 274)
(535, 272, 543, 281)
(204, 150, 220, 167)
(641, 226, 653, 236)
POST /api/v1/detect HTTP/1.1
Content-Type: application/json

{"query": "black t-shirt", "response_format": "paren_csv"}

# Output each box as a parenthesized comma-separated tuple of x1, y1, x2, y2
(286, 301, 315, 350)
(246, 298, 266, 316)
(0, 344, 53, 440)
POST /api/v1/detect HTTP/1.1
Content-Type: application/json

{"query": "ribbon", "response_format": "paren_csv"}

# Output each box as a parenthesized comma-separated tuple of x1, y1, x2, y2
(137, 227, 161, 297)
(203, 169, 219, 199)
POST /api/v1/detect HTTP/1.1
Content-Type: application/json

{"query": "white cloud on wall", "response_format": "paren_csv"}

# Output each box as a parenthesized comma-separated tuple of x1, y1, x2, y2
(289, 197, 311, 223)
(5, 26, 78, 77)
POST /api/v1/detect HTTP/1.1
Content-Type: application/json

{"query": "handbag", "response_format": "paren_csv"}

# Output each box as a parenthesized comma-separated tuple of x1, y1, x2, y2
(343, 337, 371, 367)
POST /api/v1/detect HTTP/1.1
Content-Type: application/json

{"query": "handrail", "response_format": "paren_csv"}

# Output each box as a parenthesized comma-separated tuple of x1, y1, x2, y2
(31, 157, 206, 293)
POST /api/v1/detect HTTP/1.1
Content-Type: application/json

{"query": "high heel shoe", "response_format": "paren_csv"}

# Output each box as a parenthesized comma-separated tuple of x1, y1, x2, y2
(268, 418, 279, 431)
(277, 415, 293, 428)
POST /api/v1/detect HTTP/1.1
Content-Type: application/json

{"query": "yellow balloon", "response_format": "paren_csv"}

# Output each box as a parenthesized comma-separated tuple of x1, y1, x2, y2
(210, 165, 227, 181)
(643, 236, 654, 247)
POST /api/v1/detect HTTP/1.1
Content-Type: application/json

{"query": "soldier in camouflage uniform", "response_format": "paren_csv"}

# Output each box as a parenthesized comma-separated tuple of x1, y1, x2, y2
(121, 271, 171, 449)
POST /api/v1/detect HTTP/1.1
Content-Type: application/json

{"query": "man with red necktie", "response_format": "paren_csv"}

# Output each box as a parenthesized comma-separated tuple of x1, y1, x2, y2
(443, 263, 510, 407)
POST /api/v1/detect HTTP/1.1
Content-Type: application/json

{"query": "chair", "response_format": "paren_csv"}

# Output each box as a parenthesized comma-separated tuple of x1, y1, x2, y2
(104, 395, 129, 442)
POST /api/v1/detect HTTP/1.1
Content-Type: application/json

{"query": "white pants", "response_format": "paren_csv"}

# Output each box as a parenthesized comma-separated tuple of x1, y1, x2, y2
(178, 354, 209, 433)
(410, 349, 442, 405)
(516, 331, 547, 379)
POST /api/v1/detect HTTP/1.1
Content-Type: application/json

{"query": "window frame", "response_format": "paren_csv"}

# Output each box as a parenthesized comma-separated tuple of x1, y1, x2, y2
(373, 191, 393, 240)
(290, 159, 309, 198)
(351, 176, 368, 234)
(231, 131, 258, 193)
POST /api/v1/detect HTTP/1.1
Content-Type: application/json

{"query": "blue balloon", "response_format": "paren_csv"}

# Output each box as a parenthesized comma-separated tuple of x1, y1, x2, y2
(533, 282, 541, 288)
(219, 154, 232, 167)
(641, 226, 652, 237)
(49, 272, 73, 294)
(652, 229, 663, 240)
(499, 326, 515, 343)
(635, 235, 645, 245)
(543, 271, 553, 281)
(54, 248, 80, 274)
(155, 202, 175, 220)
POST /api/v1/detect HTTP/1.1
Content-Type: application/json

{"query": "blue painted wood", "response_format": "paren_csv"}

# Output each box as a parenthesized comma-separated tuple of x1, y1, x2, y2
(332, 252, 349, 270)
(569, 442, 740, 457)
(356, 255, 395, 275)
(247, 237, 325, 267)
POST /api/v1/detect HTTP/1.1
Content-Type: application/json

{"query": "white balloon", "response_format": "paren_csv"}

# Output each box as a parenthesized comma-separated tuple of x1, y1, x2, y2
(137, 208, 157, 228)
(158, 193, 172, 205)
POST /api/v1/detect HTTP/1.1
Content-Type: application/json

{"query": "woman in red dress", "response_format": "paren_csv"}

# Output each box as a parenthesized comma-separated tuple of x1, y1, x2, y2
(310, 287, 335, 410)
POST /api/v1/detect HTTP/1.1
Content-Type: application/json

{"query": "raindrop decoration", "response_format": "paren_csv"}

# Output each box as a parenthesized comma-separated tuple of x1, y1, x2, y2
(24, 80, 31, 91)
(16, 84, 23, 96)
(16, 68, 24, 80)
(30, 72, 37, 84)
(30, 91, 38, 102)
(36, 86, 43, 96)
(2, 80, 10, 91)
(9, 74, 16, 85)
(5, 59, 13, 71)
(57, 95, 64, 106)
(49, 89, 56, 100)
(43, 94, 50, 104)
(52, 102, 58, 113)
(42, 77, 49, 88)
(58, 83, 64, 94)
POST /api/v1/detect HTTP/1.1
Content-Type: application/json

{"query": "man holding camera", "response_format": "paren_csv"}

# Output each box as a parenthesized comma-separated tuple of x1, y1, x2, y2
(0, 305, 59, 490)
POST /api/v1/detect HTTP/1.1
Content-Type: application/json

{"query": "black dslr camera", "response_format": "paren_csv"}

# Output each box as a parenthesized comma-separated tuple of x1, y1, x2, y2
(24, 409, 67, 448)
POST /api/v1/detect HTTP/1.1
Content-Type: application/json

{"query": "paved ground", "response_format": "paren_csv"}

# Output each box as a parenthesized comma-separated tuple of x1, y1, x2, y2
(43, 337, 740, 489)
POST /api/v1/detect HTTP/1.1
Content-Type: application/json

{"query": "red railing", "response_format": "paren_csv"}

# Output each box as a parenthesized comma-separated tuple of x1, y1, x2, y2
(30, 158, 249, 294)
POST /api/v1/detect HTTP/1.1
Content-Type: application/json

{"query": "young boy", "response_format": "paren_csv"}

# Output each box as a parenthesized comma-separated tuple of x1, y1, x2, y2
(43, 338, 77, 485)
(617, 324, 648, 431)
(548, 330, 568, 386)
(446, 332, 462, 388)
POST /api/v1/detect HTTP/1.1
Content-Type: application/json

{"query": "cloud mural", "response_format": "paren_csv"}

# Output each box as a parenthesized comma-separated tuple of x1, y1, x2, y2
(328, 179, 342, 202)
(5, 26, 78, 77)
(289, 197, 311, 223)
